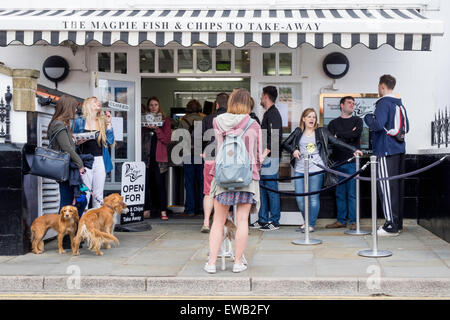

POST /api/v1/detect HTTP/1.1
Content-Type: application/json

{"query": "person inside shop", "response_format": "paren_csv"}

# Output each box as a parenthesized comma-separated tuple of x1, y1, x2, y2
(204, 88, 264, 274)
(282, 108, 363, 233)
(142, 96, 172, 220)
(325, 96, 363, 231)
(250, 86, 281, 231)
(177, 99, 205, 217)
(200, 92, 229, 233)
(73, 96, 114, 210)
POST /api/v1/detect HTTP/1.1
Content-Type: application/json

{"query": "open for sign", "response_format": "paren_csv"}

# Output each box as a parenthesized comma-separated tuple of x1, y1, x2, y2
(120, 162, 146, 224)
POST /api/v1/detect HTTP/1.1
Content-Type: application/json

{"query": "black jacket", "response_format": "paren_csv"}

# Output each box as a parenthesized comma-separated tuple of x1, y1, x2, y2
(282, 127, 358, 169)
(202, 107, 227, 155)
(261, 105, 283, 158)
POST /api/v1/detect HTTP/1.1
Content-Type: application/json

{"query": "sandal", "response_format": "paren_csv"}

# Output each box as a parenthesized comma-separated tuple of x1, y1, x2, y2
(143, 210, 150, 219)
(161, 215, 168, 220)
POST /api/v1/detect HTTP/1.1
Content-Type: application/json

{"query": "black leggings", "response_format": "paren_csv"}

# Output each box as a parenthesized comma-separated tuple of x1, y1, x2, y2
(144, 164, 168, 213)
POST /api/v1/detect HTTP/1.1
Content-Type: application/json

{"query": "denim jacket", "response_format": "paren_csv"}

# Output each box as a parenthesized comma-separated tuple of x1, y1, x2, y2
(72, 117, 114, 173)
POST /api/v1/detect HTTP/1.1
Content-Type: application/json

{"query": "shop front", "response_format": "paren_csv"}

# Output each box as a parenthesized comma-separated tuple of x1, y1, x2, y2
(0, 4, 448, 253)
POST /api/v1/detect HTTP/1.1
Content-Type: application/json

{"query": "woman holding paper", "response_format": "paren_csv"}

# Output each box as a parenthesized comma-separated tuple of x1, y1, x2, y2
(73, 96, 115, 209)
(142, 96, 171, 220)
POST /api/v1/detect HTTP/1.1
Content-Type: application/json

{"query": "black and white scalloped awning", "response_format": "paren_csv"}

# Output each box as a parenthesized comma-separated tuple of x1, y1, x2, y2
(0, 8, 444, 51)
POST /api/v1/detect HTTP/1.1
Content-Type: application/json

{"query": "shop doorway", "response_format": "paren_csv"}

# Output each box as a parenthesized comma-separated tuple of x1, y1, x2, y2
(141, 78, 251, 116)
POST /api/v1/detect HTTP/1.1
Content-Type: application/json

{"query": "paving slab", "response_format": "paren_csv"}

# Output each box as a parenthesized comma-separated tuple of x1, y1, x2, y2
(0, 220, 448, 297)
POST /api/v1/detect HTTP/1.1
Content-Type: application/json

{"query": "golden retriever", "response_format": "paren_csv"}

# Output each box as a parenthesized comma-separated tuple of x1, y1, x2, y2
(30, 205, 79, 254)
(72, 193, 128, 256)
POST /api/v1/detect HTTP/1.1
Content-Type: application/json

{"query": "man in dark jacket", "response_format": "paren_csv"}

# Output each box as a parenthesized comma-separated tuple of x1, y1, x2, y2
(250, 86, 282, 231)
(326, 96, 363, 230)
(200, 92, 229, 233)
(364, 74, 409, 236)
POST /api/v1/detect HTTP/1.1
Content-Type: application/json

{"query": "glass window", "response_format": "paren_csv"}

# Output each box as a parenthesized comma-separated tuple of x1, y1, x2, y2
(197, 49, 212, 73)
(139, 49, 155, 73)
(114, 52, 127, 74)
(178, 49, 193, 73)
(98, 53, 111, 72)
(115, 137, 128, 159)
(279, 53, 292, 76)
(215, 49, 231, 73)
(263, 53, 276, 76)
(115, 162, 124, 183)
(235, 49, 250, 73)
(158, 49, 174, 73)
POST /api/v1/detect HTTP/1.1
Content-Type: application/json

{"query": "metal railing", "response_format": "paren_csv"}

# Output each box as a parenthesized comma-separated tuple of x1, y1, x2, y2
(431, 107, 449, 148)
(0, 86, 12, 144)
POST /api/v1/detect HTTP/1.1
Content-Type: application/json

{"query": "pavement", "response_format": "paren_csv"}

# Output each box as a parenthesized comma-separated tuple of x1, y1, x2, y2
(0, 218, 449, 298)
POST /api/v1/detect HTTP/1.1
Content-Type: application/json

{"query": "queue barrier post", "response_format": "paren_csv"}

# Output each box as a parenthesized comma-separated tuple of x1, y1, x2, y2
(358, 155, 392, 258)
(345, 154, 370, 236)
(292, 155, 322, 246)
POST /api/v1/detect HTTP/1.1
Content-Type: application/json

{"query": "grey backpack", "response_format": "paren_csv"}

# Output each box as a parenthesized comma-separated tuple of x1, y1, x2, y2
(215, 118, 255, 190)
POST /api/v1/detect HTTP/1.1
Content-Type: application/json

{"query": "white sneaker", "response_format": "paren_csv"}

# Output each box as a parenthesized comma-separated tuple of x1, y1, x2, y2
(232, 263, 248, 273)
(300, 226, 314, 233)
(203, 262, 216, 274)
(376, 226, 399, 237)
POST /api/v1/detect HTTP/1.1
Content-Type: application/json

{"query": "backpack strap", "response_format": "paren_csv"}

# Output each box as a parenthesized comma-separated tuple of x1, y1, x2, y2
(238, 118, 255, 138)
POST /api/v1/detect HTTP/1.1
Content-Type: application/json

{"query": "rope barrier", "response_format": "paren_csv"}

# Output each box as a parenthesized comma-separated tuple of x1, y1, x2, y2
(259, 163, 369, 197)
(311, 155, 448, 182)
(260, 156, 355, 181)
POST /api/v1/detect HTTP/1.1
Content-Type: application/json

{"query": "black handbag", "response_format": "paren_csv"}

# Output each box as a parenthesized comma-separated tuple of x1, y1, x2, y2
(320, 129, 339, 188)
(31, 127, 70, 182)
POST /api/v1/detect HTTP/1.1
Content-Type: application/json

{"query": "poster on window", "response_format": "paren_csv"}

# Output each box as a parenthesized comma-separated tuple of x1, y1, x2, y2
(320, 93, 380, 150)
(120, 161, 146, 224)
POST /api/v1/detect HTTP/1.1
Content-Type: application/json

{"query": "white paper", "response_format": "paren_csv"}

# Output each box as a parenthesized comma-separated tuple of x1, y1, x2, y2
(111, 117, 123, 141)
(277, 103, 289, 127)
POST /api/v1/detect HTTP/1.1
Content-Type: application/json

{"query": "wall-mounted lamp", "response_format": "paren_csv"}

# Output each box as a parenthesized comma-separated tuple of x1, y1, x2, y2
(42, 55, 70, 89)
(322, 52, 349, 79)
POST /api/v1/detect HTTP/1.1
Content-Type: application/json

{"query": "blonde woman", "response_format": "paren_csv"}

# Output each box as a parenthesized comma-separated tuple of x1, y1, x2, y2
(282, 108, 362, 232)
(73, 97, 114, 209)
(204, 88, 264, 274)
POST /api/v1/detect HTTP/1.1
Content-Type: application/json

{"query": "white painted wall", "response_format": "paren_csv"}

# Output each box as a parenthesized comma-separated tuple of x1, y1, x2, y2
(300, 0, 450, 153)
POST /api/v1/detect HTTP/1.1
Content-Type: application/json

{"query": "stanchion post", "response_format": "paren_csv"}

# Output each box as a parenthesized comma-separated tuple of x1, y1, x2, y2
(358, 155, 392, 258)
(292, 155, 322, 246)
(345, 154, 369, 235)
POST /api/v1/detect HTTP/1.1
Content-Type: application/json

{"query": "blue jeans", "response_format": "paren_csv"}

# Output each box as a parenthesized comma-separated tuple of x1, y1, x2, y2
(335, 162, 356, 225)
(294, 172, 323, 228)
(59, 181, 87, 218)
(183, 159, 204, 214)
(258, 159, 281, 225)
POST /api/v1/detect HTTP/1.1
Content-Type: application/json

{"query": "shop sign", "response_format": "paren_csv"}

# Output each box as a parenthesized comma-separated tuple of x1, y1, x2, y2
(108, 100, 129, 112)
(120, 161, 146, 224)
(59, 19, 322, 33)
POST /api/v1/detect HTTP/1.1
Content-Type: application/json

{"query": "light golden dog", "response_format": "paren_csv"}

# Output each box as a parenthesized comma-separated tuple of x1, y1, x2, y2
(30, 205, 79, 254)
(219, 218, 247, 270)
(72, 193, 128, 256)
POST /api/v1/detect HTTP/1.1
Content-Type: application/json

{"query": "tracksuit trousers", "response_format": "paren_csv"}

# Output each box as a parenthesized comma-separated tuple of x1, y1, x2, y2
(376, 153, 405, 232)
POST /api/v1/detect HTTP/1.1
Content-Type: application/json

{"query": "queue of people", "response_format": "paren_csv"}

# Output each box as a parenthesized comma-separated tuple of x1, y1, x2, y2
(44, 73, 407, 271)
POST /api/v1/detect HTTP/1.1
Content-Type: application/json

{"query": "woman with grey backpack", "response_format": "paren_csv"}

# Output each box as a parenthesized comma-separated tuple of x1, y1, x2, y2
(204, 88, 264, 274)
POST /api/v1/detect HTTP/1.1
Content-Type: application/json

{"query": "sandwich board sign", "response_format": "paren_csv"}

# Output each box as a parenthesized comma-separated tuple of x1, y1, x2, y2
(120, 161, 146, 224)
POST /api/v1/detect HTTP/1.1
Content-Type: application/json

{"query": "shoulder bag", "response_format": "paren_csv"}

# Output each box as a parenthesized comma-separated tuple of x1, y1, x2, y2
(320, 129, 339, 188)
(30, 126, 70, 182)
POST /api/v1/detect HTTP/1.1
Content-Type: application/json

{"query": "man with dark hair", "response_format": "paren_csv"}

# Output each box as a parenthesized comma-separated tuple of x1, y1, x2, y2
(364, 74, 409, 236)
(326, 96, 363, 230)
(250, 86, 282, 231)
(200, 92, 229, 232)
